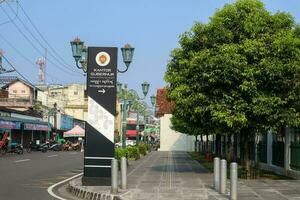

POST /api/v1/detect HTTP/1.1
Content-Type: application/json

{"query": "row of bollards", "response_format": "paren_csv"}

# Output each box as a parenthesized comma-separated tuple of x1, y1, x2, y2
(111, 157, 127, 194)
(213, 157, 237, 200)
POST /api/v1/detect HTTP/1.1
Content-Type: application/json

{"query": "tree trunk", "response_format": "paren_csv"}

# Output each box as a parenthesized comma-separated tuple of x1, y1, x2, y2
(233, 133, 238, 162)
(194, 135, 198, 152)
(200, 133, 203, 154)
(241, 131, 251, 179)
(205, 133, 209, 153)
(216, 133, 221, 157)
(227, 134, 233, 162)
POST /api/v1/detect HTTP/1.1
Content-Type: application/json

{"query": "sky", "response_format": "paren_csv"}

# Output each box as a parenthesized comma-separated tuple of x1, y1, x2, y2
(0, 0, 299, 102)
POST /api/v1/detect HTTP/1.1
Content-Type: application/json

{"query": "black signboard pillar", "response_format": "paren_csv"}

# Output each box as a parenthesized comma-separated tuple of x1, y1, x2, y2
(83, 47, 117, 186)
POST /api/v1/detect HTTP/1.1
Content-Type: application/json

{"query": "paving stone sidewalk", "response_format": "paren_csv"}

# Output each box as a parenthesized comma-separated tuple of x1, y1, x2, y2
(122, 151, 300, 200)
(67, 151, 300, 200)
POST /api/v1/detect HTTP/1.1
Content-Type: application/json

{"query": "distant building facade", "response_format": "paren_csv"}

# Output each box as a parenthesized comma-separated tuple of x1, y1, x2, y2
(37, 83, 88, 121)
(0, 78, 37, 111)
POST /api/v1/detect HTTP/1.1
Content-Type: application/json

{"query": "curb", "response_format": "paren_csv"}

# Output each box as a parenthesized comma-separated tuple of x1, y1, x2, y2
(47, 173, 83, 200)
(67, 177, 129, 200)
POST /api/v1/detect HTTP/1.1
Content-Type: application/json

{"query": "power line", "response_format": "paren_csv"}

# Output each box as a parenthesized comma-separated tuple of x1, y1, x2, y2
(5, 1, 79, 74)
(0, 4, 83, 76)
(0, 33, 68, 84)
(0, 0, 18, 26)
(2, 54, 34, 86)
(17, 1, 76, 70)
(1, 54, 85, 105)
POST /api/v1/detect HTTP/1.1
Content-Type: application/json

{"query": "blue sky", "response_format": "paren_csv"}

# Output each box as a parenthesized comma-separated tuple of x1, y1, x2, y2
(0, 0, 299, 100)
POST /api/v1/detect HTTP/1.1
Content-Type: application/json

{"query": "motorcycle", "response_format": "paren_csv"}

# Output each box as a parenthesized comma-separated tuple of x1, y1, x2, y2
(0, 142, 24, 155)
(49, 142, 62, 151)
(26, 141, 48, 153)
(71, 142, 80, 151)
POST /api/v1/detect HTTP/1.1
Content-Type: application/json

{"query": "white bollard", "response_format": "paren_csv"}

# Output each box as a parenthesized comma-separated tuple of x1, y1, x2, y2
(214, 157, 220, 191)
(121, 157, 127, 189)
(220, 159, 227, 194)
(111, 159, 118, 194)
(230, 162, 238, 200)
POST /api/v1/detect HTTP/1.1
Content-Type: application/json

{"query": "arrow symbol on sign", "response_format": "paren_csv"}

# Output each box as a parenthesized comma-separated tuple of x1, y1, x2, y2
(98, 89, 106, 94)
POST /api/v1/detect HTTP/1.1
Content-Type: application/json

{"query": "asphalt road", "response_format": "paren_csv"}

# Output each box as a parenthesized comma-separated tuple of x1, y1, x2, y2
(0, 151, 83, 200)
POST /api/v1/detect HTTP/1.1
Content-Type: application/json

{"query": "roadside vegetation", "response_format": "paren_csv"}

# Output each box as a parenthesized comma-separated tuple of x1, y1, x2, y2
(165, 0, 300, 178)
(115, 142, 151, 161)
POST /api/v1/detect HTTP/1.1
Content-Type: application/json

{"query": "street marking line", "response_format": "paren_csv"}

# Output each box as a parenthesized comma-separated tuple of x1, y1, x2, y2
(47, 173, 83, 200)
(47, 155, 58, 158)
(14, 159, 30, 163)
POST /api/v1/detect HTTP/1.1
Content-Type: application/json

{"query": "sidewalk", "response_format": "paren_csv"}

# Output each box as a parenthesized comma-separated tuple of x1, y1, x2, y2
(68, 151, 300, 200)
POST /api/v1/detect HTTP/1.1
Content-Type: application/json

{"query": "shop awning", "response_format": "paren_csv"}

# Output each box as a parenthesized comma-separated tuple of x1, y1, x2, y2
(144, 127, 159, 133)
(0, 116, 48, 130)
(63, 125, 85, 137)
(0, 120, 20, 129)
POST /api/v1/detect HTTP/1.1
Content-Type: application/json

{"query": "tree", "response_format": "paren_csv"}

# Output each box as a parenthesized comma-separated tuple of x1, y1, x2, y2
(165, 0, 300, 173)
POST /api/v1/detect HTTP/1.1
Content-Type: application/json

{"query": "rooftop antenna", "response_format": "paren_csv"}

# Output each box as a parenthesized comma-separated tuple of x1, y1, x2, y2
(36, 57, 46, 84)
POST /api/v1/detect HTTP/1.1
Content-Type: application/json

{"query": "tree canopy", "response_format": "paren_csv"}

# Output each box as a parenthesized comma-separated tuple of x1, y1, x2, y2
(165, 0, 300, 136)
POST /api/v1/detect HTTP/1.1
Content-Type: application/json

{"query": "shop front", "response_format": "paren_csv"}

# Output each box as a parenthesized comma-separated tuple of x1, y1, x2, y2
(0, 119, 21, 145)
(23, 123, 49, 148)
(0, 116, 49, 148)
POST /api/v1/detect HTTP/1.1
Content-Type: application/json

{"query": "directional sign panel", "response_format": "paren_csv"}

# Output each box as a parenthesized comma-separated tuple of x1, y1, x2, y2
(83, 47, 117, 186)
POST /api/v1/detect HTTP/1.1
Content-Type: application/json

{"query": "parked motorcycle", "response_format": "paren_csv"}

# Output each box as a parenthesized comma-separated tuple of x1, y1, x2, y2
(26, 141, 48, 153)
(0, 142, 24, 155)
(71, 142, 80, 151)
(49, 143, 62, 151)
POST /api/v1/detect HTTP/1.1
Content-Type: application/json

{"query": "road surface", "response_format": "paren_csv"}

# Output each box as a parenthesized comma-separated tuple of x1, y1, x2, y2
(0, 151, 83, 200)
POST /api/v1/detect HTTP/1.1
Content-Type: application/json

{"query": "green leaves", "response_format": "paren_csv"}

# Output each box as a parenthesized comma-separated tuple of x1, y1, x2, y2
(165, 0, 300, 137)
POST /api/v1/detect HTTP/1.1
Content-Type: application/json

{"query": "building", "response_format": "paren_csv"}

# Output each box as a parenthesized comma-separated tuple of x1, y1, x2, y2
(63, 84, 87, 121)
(0, 78, 38, 111)
(155, 88, 195, 151)
(36, 83, 88, 121)
(0, 107, 48, 148)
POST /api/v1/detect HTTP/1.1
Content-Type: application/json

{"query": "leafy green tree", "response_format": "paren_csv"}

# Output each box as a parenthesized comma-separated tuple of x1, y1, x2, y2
(165, 0, 300, 172)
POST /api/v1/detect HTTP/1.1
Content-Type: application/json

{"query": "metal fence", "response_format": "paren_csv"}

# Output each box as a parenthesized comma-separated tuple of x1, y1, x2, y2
(258, 142, 267, 163)
(291, 143, 300, 170)
(272, 141, 284, 167)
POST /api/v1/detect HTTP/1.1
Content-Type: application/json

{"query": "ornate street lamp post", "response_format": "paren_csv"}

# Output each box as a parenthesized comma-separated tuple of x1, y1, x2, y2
(70, 37, 134, 74)
(128, 81, 150, 145)
(47, 103, 57, 140)
(150, 95, 156, 112)
(117, 82, 131, 149)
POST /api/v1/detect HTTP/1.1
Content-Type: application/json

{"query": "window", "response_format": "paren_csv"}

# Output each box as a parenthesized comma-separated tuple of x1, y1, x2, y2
(74, 91, 78, 95)
(21, 90, 25, 93)
(13, 90, 17, 93)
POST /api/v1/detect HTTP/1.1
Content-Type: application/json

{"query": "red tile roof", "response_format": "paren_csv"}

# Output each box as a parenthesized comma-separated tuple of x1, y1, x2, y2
(155, 88, 173, 118)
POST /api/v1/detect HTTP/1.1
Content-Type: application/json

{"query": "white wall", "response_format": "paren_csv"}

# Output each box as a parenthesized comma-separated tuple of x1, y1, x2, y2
(159, 114, 195, 151)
